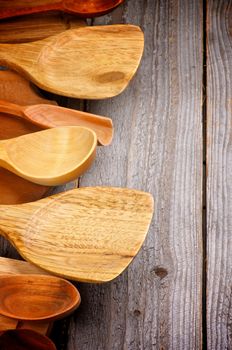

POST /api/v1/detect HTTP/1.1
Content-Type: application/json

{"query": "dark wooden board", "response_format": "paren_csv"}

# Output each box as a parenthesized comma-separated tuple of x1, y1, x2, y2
(207, 1, 232, 349)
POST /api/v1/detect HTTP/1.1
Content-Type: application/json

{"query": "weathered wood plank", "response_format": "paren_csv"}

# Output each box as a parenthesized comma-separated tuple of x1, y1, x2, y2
(207, 1, 232, 349)
(67, 1, 203, 349)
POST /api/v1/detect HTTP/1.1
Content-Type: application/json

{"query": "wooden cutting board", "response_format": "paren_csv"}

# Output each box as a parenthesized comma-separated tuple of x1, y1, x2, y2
(0, 70, 54, 204)
(0, 12, 86, 43)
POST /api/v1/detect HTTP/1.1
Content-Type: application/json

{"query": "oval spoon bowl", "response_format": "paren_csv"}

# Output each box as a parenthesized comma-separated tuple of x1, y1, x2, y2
(0, 126, 97, 186)
(0, 274, 81, 321)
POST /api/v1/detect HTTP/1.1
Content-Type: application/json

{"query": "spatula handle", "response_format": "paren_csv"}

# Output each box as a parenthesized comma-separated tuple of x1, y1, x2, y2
(0, 100, 25, 118)
(0, 1, 63, 20)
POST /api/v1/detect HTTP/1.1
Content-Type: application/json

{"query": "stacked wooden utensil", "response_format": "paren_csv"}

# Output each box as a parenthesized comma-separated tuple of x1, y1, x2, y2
(0, 1, 154, 349)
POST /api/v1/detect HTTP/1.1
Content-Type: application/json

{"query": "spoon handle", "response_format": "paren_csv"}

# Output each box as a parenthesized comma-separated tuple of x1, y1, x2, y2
(0, 100, 25, 118)
(0, 1, 63, 20)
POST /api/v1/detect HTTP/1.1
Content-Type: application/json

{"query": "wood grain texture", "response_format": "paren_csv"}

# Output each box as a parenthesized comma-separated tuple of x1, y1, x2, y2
(0, 25, 144, 99)
(0, 0, 124, 19)
(0, 187, 153, 282)
(0, 126, 97, 186)
(207, 1, 232, 349)
(66, 0, 203, 349)
(0, 13, 86, 43)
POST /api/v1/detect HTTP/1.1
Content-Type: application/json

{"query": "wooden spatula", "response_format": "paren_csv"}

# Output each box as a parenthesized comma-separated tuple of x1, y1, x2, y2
(0, 13, 86, 43)
(0, 100, 113, 146)
(0, 25, 144, 99)
(0, 187, 154, 282)
(0, 0, 124, 19)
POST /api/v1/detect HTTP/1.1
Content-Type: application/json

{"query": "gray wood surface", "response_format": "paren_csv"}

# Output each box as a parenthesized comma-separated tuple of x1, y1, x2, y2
(66, 1, 203, 349)
(207, 1, 232, 349)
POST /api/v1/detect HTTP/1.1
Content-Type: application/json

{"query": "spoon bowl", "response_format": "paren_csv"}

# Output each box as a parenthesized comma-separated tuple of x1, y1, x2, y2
(0, 257, 54, 334)
(0, 126, 97, 186)
(0, 329, 56, 350)
(0, 274, 80, 321)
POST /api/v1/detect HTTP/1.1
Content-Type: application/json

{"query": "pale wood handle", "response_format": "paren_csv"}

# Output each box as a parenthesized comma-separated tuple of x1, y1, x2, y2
(0, 100, 25, 118)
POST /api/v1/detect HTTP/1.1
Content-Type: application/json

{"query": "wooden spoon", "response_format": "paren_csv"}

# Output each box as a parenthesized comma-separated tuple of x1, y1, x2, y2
(0, 13, 86, 43)
(0, 187, 154, 282)
(0, 25, 144, 99)
(0, 0, 124, 20)
(0, 329, 57, 350)
(0, 70, 55, 204)
(0, 126, 97, 186)
(0, 257, 52, 334)
(0, 274, 80, 321)
(0, 100, 113, 146)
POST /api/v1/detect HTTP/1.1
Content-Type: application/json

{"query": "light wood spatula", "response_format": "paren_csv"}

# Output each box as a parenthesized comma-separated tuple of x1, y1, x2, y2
(0, 25, 144, 99)
(0, 187, 154, 282)
(0, 100, 113, 146)
(0, 0, 124, 19)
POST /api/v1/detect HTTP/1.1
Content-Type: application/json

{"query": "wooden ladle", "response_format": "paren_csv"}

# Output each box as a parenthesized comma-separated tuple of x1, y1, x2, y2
(0, 100, 113, 146)
(0, 25, 144, 99)
(0, 329, 57, 350)
(0, 274, 80, 321)
(0, 187, 154, 282)
(0, 126, 97, 186)
(0, 0, 124, 20)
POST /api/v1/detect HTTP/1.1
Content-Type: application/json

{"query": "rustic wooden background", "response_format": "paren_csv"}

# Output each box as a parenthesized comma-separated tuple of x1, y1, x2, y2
(0, 0, 232, 349)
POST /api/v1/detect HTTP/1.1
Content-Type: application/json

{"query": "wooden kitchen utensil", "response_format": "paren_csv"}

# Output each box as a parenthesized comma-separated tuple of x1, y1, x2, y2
(0, 70, 55, 204)
(0, 70, 56, 106)
(0, 187, 154, 282)
(0, 25, 144, 99)
(0, 13, 86, 43)
(0, 315, 17, 332)
(0, 257, 50, 276)
(0, 257, 52, 334)
(0, 0, 124, 19)
(0, 274, 80, 321)
(0, 100, 113, 146)
(0, 126, 97, 185)
(0, 329, 57, 350)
